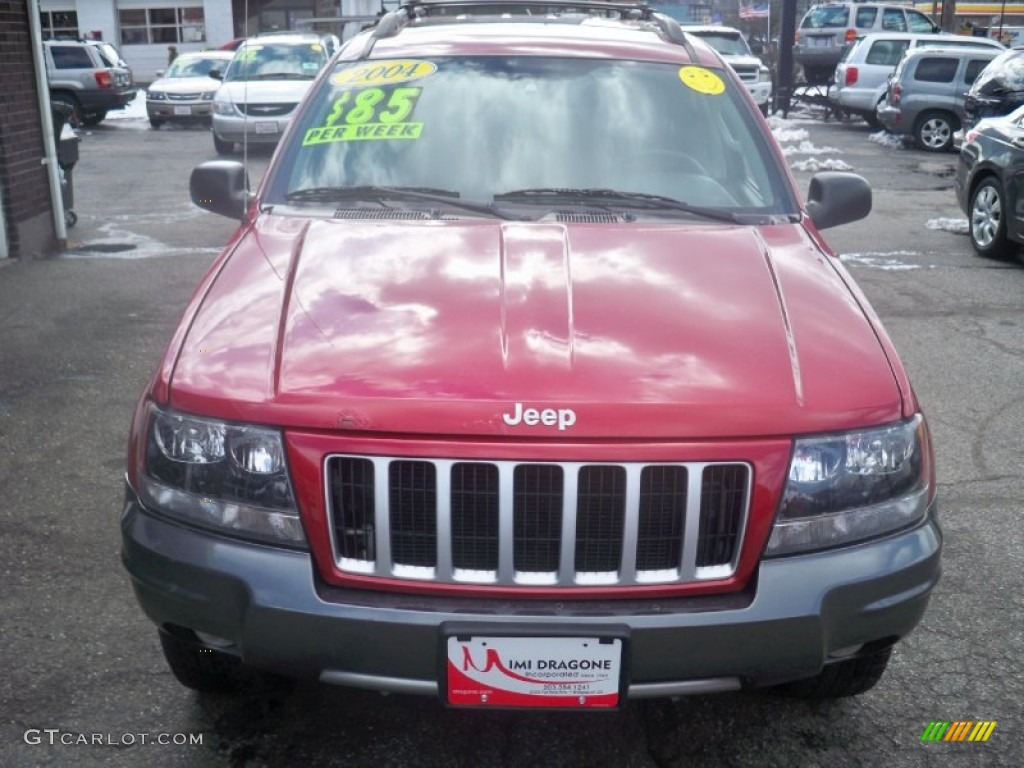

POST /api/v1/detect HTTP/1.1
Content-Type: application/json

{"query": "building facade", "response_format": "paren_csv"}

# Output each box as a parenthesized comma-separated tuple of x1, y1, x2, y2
(39, 0, 234, 81)
(0, 0, 59, 259)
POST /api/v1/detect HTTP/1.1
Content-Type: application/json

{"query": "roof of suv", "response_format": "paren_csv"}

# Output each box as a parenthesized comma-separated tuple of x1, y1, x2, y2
(341, 11, 721, 67)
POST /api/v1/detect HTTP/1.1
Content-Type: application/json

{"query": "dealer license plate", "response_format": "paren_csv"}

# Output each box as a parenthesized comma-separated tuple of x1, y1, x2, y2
(254, 121, 278, 134)
(173, 105, 191, 116)
(446, 635, 623, 709)
(809, 36, 835, 47)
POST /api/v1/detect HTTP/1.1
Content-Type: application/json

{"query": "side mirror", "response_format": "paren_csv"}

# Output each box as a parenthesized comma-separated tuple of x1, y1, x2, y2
(155, 69, 165, 77)
(806, 172, 872, 230)
(190, 161, 250, 220)
(208, 68, 223, 80)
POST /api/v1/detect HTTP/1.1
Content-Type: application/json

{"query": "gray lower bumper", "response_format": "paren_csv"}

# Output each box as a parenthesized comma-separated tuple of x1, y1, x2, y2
(121, 493, 941, 698)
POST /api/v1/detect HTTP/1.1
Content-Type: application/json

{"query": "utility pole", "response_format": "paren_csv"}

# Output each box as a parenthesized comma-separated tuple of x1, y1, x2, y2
(940, 0, 957, 32)
(776, 0, 797, 114)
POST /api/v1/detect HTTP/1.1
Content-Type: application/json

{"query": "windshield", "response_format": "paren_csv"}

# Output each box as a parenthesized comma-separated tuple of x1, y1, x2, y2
(801, 6, 850, 29)
(225, 42, 327, 81)
(689, 32, 753, 56)
(267, 56, 794, 218)
(166, 55, 228, 78)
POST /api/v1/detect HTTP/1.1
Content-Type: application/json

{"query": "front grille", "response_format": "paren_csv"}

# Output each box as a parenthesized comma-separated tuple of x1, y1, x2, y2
(168, 92, 201, 100)
(326, 457, 750, 587)
(238, 102, 296, 117)
(731, 66, 759, 83)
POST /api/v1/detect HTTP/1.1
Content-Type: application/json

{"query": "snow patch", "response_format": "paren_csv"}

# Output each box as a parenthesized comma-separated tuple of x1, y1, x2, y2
(782, 140, 839, 156)
(840, 251, 925, 270)
(65, 220, 221, 260)
(868, 131, 905, 149)
(926, 218, 969, 235)
(105, 91, 147, 121)
(790, 157, 854, 172)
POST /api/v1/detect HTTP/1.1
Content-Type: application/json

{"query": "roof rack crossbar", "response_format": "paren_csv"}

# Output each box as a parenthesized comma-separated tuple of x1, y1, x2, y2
(356, 0, 697, 57)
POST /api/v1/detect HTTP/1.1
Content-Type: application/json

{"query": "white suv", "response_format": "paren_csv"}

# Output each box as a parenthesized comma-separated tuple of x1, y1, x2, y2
(794, 3, 938, 85)
(685, 26, 772, 114)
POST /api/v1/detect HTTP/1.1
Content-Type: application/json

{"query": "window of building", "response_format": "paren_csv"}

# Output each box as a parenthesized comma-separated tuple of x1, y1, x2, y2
(41, 10, 79, 39)
(118, 6, 206, 45)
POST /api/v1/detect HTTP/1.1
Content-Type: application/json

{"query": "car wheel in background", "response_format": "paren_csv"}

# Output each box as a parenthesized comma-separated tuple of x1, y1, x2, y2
(80, 110, 107, 127)
(50, 93, 82, 128)
(914, 111, 956, 152)
(149, 117, 163, 129)
(864, 100, 884, 130)
(213, 134, 236, 155)
(969, 177, 1016, 260)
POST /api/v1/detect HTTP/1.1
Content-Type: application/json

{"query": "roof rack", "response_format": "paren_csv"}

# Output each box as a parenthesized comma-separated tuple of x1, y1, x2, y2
(355, 0, 694, 59)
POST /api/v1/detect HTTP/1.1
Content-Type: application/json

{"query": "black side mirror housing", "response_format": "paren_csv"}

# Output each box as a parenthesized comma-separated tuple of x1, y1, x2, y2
(806, 172, 872, 230)
(190, 161, 250, 220)
(208, 68, 222, 80)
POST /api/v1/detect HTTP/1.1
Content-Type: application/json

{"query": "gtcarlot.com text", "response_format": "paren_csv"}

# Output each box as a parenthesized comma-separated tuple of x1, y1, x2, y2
(24, 729, 203, 746)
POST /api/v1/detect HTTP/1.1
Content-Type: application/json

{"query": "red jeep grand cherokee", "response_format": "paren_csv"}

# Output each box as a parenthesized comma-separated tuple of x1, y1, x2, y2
(121, 0, 941, 708)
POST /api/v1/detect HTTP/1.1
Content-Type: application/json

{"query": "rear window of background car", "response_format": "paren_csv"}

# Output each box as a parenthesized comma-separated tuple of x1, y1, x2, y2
(965, 58, 991, 85)
(914, 57, 958, 82)
(802, 6, 850, 28)
(50, 46, 93, 69)
(856, 8, 878, 27)
(866, 40, 911, 66)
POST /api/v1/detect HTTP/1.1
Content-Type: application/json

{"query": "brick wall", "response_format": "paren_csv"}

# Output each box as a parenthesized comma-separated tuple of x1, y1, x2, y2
(0, 0, 58, 258)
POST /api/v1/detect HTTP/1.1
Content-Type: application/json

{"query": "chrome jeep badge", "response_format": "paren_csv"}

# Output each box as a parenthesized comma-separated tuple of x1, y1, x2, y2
(502, 402, 576, 431)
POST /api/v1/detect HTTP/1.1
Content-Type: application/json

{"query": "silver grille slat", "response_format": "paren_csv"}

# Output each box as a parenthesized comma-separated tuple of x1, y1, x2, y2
(326, 456, 750, 588)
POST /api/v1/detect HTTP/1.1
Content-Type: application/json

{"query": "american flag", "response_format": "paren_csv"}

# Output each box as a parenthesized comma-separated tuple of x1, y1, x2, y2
(738, 3, 770, 19)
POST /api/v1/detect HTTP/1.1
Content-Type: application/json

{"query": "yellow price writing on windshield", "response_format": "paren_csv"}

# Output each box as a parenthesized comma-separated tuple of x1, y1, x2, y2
(324, 87, 422, 127)
(331, 59, 436, 88)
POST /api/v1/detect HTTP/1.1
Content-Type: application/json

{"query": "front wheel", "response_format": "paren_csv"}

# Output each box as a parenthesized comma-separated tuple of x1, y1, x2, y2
(969, 177, 1017, 260)
(80, 110, 106, 127)
(775, 647, 893, 699)
(914, 111, 957, 152)
(213, 133, 235, 155)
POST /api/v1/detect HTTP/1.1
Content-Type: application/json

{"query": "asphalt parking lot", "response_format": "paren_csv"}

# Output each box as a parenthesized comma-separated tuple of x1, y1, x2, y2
(1, 106, 1022, 767)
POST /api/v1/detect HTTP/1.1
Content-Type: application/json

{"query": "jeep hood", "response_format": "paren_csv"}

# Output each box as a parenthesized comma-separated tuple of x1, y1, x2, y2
(169, 216, 903, 438)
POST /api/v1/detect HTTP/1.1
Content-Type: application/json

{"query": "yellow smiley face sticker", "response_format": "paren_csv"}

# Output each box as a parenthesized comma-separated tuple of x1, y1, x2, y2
(679, 66, 725, 96)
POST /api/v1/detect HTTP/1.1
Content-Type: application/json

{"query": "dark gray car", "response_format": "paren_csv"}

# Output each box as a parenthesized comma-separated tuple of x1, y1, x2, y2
(877, 46, 999, 152)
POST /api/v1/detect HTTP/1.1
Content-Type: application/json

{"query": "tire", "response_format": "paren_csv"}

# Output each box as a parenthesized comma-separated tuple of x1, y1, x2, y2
(914, 111, 957, 152)
(158, 629, 292, 694)
(64, 210, 78, 228)
(149, 117, 163, 129)
(50, 93, 82, 129)
(159, 629, 246, 693)
(864, 101, 884, 130)
(969, 177, 1017, 260)
(775, 647, 893, 699)
(80, 110, 106, 127)
(213, 133, 235, 155)
(803, 66, 833, 86)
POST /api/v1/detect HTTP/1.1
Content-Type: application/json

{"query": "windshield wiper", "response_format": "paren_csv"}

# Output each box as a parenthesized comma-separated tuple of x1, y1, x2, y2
(493, 188, 744, 223)
(284, 185, 513, 220)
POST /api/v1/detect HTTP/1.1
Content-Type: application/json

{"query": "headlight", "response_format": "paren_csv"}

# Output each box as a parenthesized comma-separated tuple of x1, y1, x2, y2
(147, 90, 166, 101)
(759, 65, 771, 83)
(765, 415, 931, 556)
(138, 405, 306, 546)
(200, 90, 216, 101)
(213, 99, 235, 115)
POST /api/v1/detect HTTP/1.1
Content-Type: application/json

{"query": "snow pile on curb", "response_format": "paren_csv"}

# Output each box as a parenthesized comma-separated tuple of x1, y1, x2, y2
(926, 218, 969, 234)
(790, 157, 854, 172)
(868, 131, 904, 149)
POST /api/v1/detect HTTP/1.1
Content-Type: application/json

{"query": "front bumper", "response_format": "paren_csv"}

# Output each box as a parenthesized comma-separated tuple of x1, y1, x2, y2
(212, 112, 290, 144)
(121, 487, 942, 698)
(147, 101, 214, 120)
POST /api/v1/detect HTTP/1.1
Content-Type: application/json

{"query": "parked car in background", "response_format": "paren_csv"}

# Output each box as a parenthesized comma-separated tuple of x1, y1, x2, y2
(956, 105, 1024, 260)
(830, 32, 1003, 126)
(124, 0, 940, 708)
(877, 46, 999, 151)
(146, 50, 235, 129)
(43, 39, 136, 127)
(211, 32, 336, 154)
(794, 2, 938, 85)
(963, 48, 1024, 132)
(684, 25, 772, 114)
